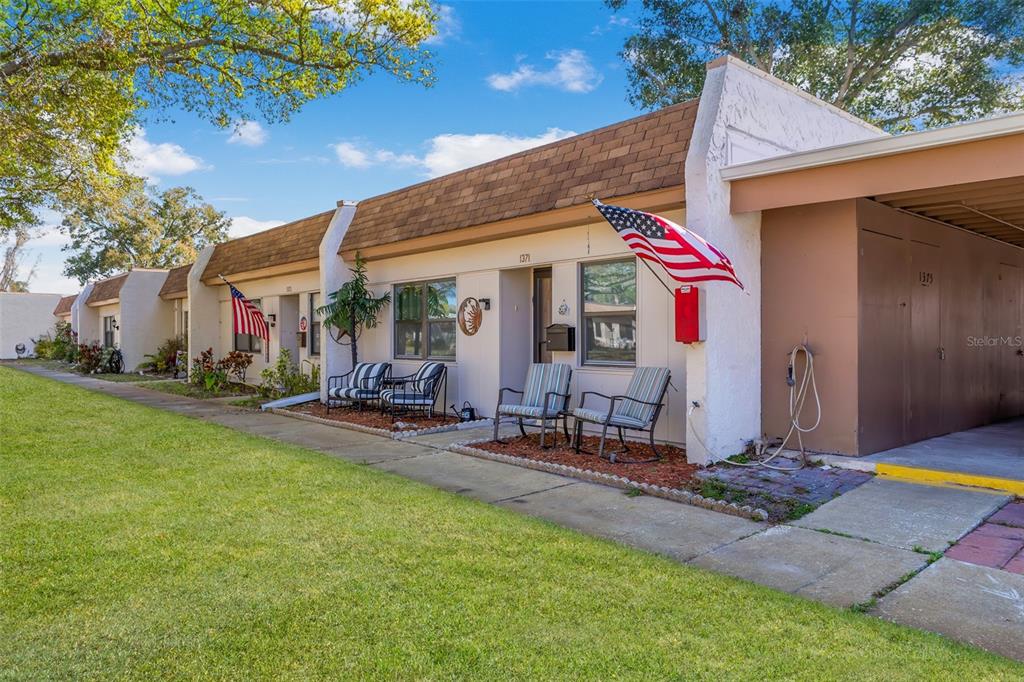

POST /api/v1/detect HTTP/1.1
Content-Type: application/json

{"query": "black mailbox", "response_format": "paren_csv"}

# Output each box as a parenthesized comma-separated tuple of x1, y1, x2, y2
(545, 324, 576, 352)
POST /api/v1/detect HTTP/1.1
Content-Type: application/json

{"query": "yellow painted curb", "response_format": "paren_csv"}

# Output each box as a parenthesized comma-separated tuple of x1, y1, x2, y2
(876, 463, 1024, 496)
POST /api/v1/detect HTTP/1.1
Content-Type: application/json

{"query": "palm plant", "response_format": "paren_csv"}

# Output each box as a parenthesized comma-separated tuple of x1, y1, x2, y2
(318, 255, 390, 367)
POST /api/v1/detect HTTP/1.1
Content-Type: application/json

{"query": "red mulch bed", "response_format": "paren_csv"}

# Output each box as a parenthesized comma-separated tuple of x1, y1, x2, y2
(289, 402, 455, 431)
(473, 434, 697, 490)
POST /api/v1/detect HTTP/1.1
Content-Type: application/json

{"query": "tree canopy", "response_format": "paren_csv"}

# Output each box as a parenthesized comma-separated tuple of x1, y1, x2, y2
(0, 0, 439, 235)
(607, 0, 1024, 130)
(62, 178, 230, 283)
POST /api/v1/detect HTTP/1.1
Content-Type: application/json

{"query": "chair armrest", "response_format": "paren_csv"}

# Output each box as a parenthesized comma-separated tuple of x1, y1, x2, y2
(327, 371, 354, 388)
(542, 390, 572, 416)
(496, 387, 524, 405)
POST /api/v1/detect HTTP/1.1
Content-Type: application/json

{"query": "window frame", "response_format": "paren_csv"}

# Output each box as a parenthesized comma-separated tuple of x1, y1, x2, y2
(102, 315, 116, 349)
(309, 292, 321, 357)
(392, 278, 457, 361)
(233, 298, 263, 353)
(579, 257, 638, 367)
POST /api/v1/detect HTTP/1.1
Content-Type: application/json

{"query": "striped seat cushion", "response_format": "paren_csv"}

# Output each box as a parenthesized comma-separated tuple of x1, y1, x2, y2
(348, 362, 389, 391)
(519, 363, 572, 411)
(572, 407, 648, 429)
(613, 367, 670, 425)
(497, 403, 549, 419)
(381, 388, 434, 406)
(329, 387, 379, 400)
(410, 361, 445, 394)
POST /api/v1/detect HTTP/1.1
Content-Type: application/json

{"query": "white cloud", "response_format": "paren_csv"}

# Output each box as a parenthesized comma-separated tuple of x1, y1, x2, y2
(486, 49, 602, 94)
(332, 142, 372, 168)
(227, 120, 268, 147)
(424, 4, 461, 44)
(331, 128, 576, 178)
(420, 129, 575, 177)
(591, 14, 630, 36)
(126, 128, 206, 180)
(229, 216, 286, 239)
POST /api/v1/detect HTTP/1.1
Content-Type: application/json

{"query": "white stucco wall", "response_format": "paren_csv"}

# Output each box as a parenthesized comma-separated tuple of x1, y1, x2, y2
(119, 270, 175, 370)
(320, 203, 357, 403)
(72, 283, 98, 344)
(0, 293, 62, 359)
(683, 56, 885, 463)
(187, 246, 219, 376)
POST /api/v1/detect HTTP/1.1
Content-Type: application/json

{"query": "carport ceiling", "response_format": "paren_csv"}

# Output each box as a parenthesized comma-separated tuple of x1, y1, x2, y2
(873, 175, 1024, 248)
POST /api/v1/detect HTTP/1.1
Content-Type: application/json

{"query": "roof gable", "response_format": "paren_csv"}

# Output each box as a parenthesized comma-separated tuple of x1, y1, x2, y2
(159, 264, 192, 299)
(340, 99, 698, 255)
(201, 210, 334, 281)
(54, 294, 77, 316)
(86, 273, 129, 305)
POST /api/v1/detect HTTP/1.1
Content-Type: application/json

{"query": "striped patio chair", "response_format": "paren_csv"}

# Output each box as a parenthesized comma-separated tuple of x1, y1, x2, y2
(381, 361, 447, 420)
(326, 362, 391, 412)
(493, 363, 573, 448)
(572, 366, 671, 463)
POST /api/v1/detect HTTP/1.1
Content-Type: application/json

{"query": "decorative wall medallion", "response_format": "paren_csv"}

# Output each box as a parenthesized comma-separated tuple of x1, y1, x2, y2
(458, 297, 483, 336)
(299, 316, 308, 333)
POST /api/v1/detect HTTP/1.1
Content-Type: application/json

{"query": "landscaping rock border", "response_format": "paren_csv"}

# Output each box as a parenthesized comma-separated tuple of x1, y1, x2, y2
(269, 408, 491, 440)
(451, 437, 770, 522)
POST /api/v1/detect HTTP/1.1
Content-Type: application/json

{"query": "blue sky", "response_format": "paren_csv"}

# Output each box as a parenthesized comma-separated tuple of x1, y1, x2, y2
(28, 1, 647, 293)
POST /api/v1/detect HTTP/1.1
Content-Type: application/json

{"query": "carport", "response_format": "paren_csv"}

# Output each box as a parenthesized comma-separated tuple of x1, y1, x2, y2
(722, 113, 1024, 487)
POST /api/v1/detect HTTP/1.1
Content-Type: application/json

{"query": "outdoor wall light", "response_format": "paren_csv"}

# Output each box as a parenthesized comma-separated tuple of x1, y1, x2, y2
(111, 318, 119, 330)
(479, 298, 491, 310)
(267, 313, 277, 327)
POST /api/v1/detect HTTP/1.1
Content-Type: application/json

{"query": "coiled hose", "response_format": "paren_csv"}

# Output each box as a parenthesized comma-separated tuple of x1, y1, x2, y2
(727, 343, 821, 471)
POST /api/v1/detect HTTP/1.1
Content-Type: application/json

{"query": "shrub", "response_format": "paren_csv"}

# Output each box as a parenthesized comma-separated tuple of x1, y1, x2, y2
(76, 343, 105, 374)
(32, 334, 56, 359)
(141, 336, 187, 375)
(220, 351, 253, 382)
(53, 322, 79, 363)
(258, 348, 319, 399)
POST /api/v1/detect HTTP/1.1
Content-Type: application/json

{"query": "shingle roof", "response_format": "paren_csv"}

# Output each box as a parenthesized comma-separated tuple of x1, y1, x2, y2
(53, 294, 77, 316)
(201, 210, 334, 281)
(340, 99, 698, 254)
(159, 263, 192, 299)
(86, 273, 129, 305)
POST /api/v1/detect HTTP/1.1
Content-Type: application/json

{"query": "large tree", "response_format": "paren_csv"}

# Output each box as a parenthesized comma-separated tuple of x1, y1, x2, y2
(62, 178, 230, 283)
(0, 0, 438, 235)
(0, 229, 38, 292)
(607, 0, 1024, 130)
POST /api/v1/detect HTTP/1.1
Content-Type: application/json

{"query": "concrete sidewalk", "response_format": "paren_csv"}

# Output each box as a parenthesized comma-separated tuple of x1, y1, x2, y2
(9, 363, 1024, 662)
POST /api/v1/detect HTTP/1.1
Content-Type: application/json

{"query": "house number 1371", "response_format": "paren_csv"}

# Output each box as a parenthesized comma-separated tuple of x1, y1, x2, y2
(519, 253, 531, 264)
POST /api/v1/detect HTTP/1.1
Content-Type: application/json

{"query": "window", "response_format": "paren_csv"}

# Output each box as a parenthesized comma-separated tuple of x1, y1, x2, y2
(309, 292, 321, 356)
(234, 298, 263, 353)
(393, 279, 456, 360)
(102, 315, 116, 349)
(581, 259, 637, 365)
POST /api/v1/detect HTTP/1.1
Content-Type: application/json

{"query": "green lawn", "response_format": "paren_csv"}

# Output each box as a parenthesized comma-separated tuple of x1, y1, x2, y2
(1, 366, 1019, 680)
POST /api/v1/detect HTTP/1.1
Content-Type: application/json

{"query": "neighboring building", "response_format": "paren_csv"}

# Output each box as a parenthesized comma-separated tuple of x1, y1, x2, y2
(53, 294, 78, 324)
(188, 211, 332, 377)
(0, 292, 62, 359)
(159, 264, 191, 339)
(319, 57, 882, 458)
(72, 269, 175, 371)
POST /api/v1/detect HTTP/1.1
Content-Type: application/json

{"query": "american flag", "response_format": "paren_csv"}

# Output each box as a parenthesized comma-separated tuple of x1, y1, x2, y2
(593, 199, 743, 289)
(227, 281, 269, 340)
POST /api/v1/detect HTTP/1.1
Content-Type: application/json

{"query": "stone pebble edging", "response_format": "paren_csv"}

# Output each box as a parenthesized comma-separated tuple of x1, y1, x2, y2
(269, 407, 491, 440)
(450, 438, 770, 522)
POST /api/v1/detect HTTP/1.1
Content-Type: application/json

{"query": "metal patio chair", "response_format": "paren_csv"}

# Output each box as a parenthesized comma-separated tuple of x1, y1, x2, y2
(572, 366, 671, 463)
(493, 363, 573, 448)
(326, 362, 391, 413)
(380, 361, 447, 420)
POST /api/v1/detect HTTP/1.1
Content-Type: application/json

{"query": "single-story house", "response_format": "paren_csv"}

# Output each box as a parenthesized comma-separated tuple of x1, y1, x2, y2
(53, 294, 78, 325)
(319, 56, 883, 459)
(159, 263, 191, 339)
(72, 269, 175, 370)
(188, 210, 333, 378)
(0, 292, 63, 358)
